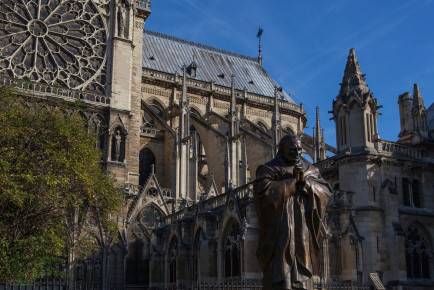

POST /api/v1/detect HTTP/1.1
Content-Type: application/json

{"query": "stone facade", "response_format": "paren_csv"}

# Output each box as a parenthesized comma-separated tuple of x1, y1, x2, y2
(0, 1, 433, 289)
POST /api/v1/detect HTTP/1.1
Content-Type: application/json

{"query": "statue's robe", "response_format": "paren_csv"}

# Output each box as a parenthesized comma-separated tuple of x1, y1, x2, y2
(254, 155, 332, 289)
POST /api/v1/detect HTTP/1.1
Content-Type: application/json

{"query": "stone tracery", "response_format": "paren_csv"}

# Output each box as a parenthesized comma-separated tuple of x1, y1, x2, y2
(0, 0, 108, 94)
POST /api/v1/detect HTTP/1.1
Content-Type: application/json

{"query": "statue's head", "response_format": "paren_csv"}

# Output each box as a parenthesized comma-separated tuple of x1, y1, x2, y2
(278, 134, 302, 165)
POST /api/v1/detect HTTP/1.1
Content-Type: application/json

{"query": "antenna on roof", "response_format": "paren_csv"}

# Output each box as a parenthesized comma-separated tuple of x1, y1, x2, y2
(257, 26, 263, 66)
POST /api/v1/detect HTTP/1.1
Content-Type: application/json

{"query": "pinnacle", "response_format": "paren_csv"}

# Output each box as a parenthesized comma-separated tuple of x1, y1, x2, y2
(339, 48, 368, 96)
(413, 83, 424, 109)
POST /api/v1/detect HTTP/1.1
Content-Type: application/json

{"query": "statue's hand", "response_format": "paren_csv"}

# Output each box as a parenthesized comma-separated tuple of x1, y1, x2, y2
(293, 165, 305, 184)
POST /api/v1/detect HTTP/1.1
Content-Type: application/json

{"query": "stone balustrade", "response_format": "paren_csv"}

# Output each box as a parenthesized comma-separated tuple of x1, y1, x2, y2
(142, 68, 305, 115)
(314, 158, 337, 174)
(136, 0, 151, 9)
(378, 139, 422, 159)
(0, 75, 110, 106)
(124, 183, 172, 198)
(162, 182, 254, 225)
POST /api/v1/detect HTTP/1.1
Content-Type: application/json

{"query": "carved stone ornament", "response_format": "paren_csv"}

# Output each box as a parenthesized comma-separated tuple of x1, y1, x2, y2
(0, 0, 108, 94)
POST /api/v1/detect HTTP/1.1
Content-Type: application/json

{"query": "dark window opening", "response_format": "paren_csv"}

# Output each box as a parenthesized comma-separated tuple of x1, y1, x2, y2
(139, 148, 156, 186)
(412, 180, 421, 208)
(126, 227, 150, 285)
(405, 224, 431, 280)
(169, 239, 178, 283)
(402, 178, 410, 206)
(224, 221, 241, 278)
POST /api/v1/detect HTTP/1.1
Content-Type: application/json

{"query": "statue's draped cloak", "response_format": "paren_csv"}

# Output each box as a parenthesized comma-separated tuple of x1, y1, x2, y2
(254, 156, 332, 288)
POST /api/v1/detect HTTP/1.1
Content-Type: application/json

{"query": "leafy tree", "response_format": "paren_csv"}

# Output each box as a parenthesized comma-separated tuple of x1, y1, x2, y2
(0, 85, 123, 281)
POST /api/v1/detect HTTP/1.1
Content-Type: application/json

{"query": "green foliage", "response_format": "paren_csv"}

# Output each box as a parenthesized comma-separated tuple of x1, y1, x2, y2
(0, 85, 123, 281)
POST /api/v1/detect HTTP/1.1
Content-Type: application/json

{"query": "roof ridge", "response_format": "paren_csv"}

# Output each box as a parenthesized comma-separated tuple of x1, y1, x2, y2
(144, 29, 258, 62)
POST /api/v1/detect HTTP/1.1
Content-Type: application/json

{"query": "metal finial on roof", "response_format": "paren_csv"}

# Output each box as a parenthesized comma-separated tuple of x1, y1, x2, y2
(257, 26, 263, 66)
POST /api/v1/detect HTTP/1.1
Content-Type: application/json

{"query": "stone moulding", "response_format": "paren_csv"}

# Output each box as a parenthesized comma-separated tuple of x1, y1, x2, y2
(0, 75, 111, 107)
(141, 68, 306, 116)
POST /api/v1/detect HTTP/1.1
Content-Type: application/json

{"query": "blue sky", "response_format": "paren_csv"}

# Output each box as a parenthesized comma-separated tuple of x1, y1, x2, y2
(144, 0, 434, 148)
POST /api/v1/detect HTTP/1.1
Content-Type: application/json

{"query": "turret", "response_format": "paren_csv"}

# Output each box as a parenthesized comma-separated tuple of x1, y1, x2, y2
(412, 84, 428, 138)
(271, 86, 282, 158)
(313, 106, 326, 162)
(332, 48, 380, 154)
(398, 83, 428, 143)
(398, 92, 414, 141)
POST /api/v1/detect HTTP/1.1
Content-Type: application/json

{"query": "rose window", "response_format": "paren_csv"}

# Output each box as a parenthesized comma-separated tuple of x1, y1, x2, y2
(139, 206, 161, 229)
(0, 0, 108, 94)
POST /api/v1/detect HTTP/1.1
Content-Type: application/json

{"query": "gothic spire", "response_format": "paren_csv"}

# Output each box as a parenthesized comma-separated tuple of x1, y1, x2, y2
(230, 74, 236, 116)
(316, 106, 321, 143)
(339, 48, 368, 96)
(181, 64, 187, 105)
(271, 86, 281, 158)
(413, 83, 425, 110)
(257, 27, 263, 66)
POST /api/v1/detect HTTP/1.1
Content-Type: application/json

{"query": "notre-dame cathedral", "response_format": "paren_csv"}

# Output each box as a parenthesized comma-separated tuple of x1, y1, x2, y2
(0, 1, 433, 289)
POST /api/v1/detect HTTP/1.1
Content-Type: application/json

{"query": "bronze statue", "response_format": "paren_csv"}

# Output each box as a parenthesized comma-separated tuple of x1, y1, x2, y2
(254, 134, 332, 290)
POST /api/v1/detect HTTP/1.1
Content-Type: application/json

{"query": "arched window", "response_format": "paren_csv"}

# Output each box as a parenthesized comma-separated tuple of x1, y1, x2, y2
(169, 238, 178, 283)
(257, 121, 268, 132)
(192, 230, 202, 282)
(405, 224, 431, 280)
(141, 111, 156, 132)
(89, 114, 105, 151)
(223, 220, 241, 278)
(150, 103, 164, 118)
(126, 225, 150, 285)
(126, 206, 162, 286)
(139, 148, 156, 186)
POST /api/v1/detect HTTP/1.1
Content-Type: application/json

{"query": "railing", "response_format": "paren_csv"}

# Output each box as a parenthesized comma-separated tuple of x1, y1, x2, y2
(163, 182, 254, 225)
(0, 76, 110, 106)
(378, 139, 422, 159)
(136, 0, 151, 9)
(142, 68, 305, 114)
(332, 190, 355, 205)
(314, 280, 371, 290)
(315, 158, 337, 174)
(182, 279, 262, 289)
(124, 183, 172, 198)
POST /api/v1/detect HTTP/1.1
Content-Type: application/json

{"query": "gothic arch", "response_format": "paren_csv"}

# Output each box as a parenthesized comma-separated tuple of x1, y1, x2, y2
(139, 147, 156, 186)
(149, 101, 165, 119)
(222, 219, 242, 278)
(190, 105, 204, 119)
(167, 236, 179, 284)
(255, 119, 269, 132)
(192, 227, 203, 282)
(405, 223, 432, 280)
(126, 223, 151, 285)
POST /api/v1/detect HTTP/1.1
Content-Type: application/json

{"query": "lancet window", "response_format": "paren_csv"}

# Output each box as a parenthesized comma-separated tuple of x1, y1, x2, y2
(169, 238, 178, 283)
(126, 225, 150, 285)
(139, 148, 156, 186)
(402, 178, 422, 208)
(192, 230, 202, 282)
(223, 220, 241, 278)
(405, 224, 431, 280)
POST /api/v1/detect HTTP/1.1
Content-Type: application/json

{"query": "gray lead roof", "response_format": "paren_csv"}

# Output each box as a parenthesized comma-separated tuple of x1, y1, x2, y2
(142, 30, 295, 104)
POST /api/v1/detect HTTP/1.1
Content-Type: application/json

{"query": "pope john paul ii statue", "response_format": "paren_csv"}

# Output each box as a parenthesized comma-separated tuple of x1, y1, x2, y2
(254, 134, 332, 290)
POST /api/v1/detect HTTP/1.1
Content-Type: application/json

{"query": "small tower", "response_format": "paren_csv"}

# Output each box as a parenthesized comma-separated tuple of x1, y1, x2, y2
(313, 106, 327, 163)
(412, 84, 428, 139)
(398, 83, 428, 144)
(257, 27, 263, 66)
(175, 65, 191, 200)
(271, 86, 282, 158)
(224, 75, 242, 191)
(398, 92, 414, 142)
(332, 48, 380, 154)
